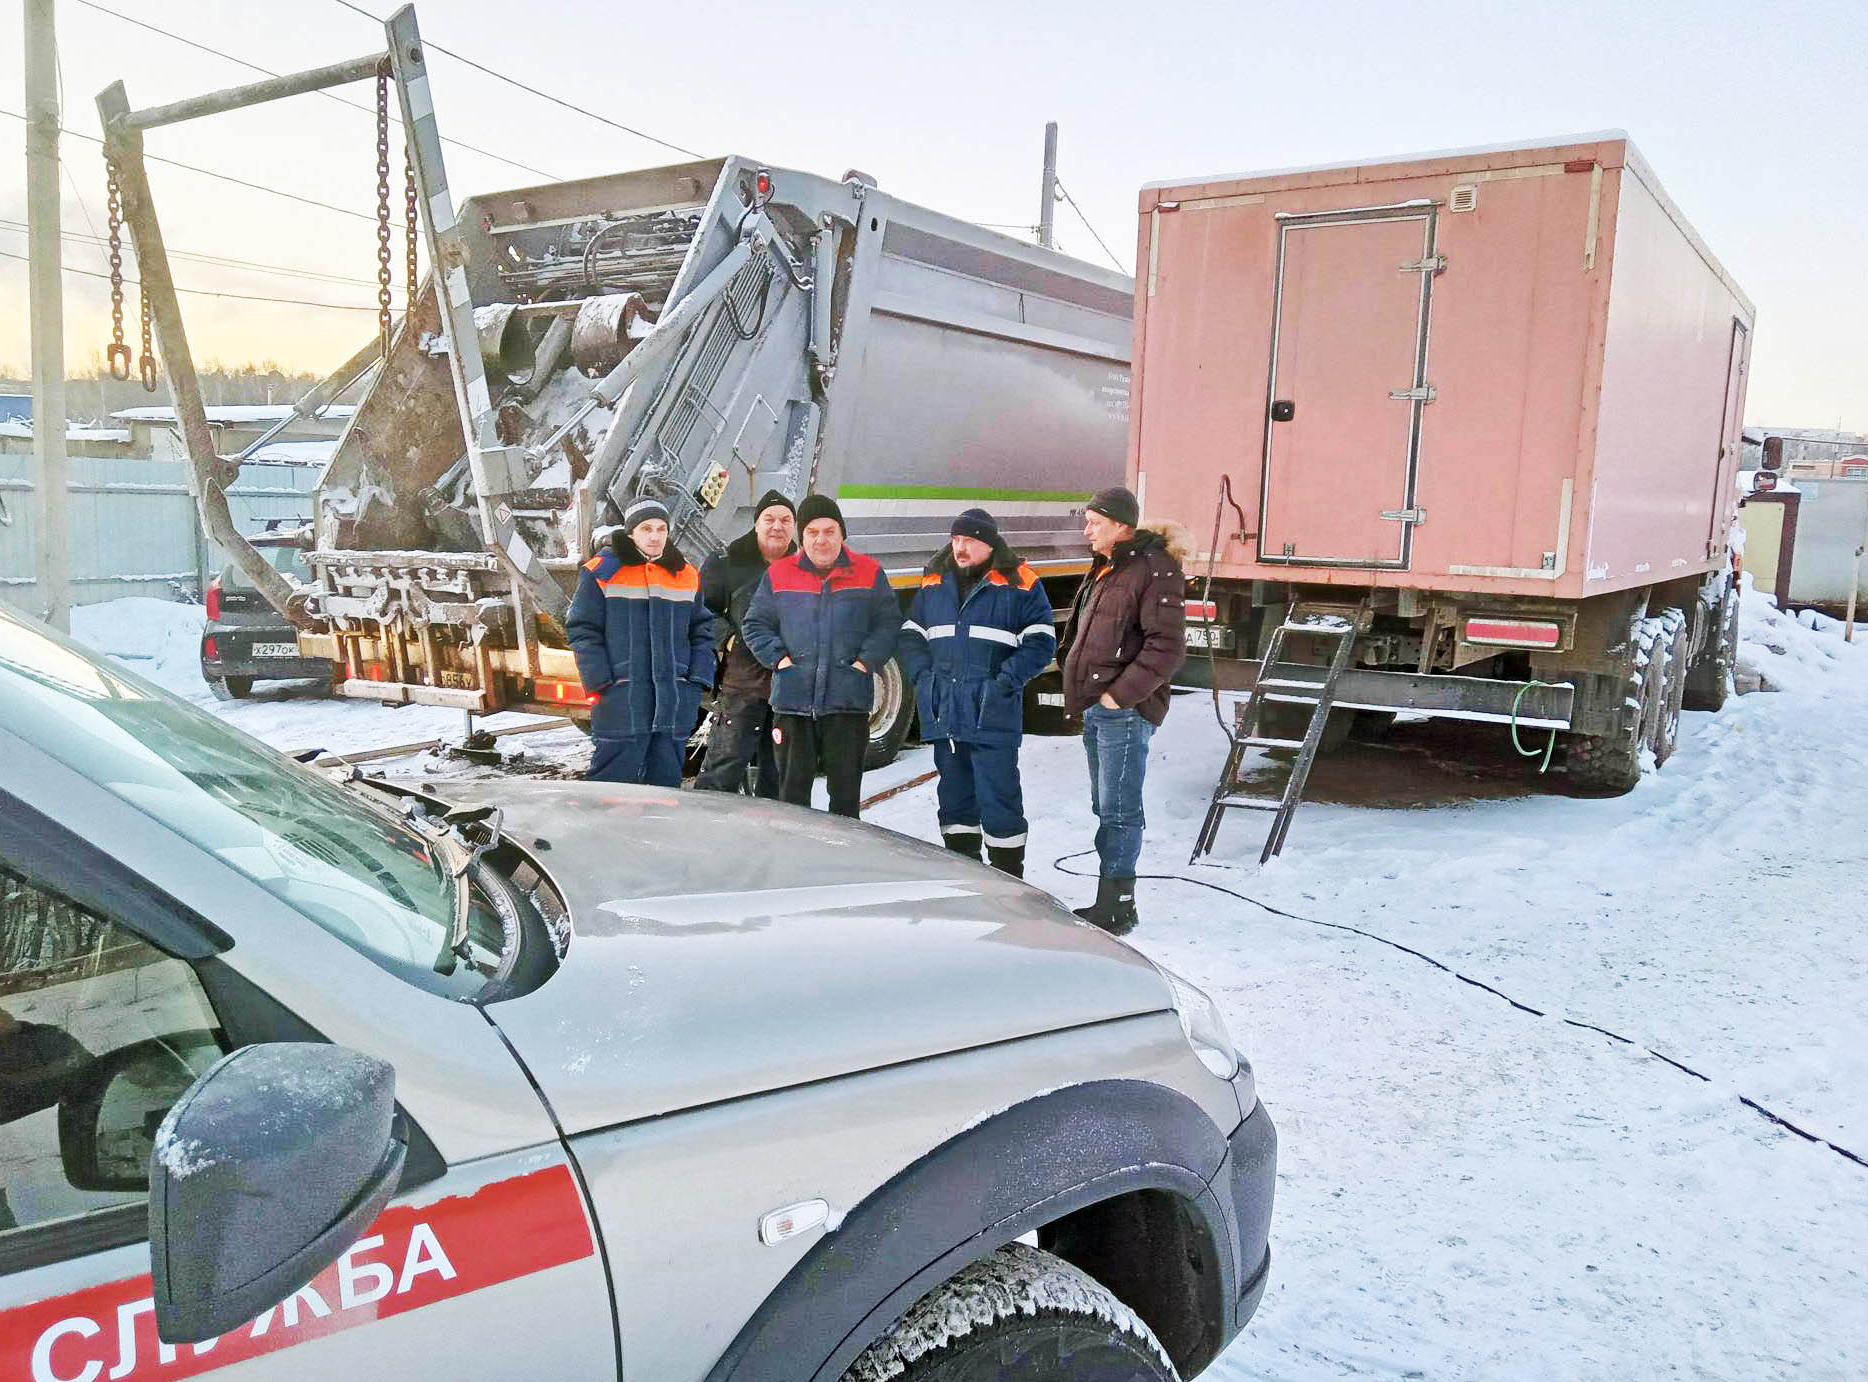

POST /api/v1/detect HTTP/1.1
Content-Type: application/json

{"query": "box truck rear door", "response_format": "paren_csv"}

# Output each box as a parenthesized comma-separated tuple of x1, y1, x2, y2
(1260, 205, 1437, 569)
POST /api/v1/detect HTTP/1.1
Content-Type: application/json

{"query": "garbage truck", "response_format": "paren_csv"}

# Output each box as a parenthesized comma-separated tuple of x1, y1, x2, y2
(99, 8, 1132, 768)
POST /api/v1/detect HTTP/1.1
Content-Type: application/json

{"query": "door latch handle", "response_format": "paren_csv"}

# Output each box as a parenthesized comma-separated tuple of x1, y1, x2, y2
(1270, 399, 1296, 422)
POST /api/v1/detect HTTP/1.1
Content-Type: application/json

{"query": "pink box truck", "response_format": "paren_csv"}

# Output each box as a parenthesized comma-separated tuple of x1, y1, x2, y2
(1133, 132, 1754, 790)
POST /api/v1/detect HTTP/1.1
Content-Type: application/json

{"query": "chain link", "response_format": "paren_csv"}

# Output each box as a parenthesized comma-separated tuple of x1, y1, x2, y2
(405, 141, 419, 313)
(104, 159, 132, 382)
(375, 60, 394, 358)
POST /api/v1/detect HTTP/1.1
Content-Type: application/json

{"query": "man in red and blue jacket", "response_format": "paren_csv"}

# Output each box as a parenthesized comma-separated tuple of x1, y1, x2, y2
(898, 508, 1055, 878)
(741, 494, 900, 818)
(566, 497, 716, 787)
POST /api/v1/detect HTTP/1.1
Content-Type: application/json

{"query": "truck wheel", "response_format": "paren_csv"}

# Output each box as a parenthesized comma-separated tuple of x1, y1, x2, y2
(842, 1242, 1179, 1382)
(865, 656, 915, 770)
(1564, 615, 1661, 794)
(1258, 701, 1352, 756)
(1682, 582, 1739, 712)
(1648, 608, 1688, 768)
(207, 674, 253, 701)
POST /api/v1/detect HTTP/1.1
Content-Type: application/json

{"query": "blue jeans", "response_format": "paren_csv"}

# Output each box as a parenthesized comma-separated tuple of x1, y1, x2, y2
(1081, 704, 1154, 877)
(588, 733, 684, 787)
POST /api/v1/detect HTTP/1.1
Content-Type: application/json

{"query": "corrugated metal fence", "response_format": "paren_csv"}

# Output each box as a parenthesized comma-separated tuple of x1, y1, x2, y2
(0, 454, 318, 614)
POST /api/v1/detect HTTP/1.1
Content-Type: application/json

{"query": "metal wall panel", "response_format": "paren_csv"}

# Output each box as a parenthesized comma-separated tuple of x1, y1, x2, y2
(0, 455, 316, 613)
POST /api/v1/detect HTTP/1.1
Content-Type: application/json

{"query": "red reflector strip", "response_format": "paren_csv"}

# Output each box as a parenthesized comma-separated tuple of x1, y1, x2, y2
(1184, 600, 1218, 621)
(539, 679, 592, 706)
(201, 635, 217, 658)
(1464, 618, 1562, 648)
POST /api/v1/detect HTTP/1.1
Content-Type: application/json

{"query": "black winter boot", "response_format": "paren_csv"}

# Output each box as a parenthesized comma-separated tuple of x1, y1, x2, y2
(943, 831, 983, 862)
(1073, 876, 1138, 936)
(987, 844, 1026, 879)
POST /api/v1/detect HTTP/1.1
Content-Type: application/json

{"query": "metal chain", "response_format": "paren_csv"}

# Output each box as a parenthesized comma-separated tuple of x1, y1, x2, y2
(375, 60, 394, 358)
(138, 277, 157, 392)
(104, 159, 131, 382)
(405, 141, 419, 313)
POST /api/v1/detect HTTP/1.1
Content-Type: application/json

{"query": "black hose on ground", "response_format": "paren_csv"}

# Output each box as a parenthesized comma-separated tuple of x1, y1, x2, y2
(1051, 849, 1867, 1172)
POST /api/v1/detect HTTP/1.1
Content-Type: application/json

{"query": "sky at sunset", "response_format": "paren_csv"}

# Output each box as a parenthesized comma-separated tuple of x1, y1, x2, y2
(2, 0, 1863, 428)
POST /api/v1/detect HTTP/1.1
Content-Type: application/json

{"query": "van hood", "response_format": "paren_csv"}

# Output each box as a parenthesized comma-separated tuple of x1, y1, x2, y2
(425, 778, 1171, 1134)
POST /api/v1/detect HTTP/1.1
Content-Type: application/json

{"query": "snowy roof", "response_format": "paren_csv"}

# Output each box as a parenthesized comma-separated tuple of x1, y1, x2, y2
(246, 439, 338, 464)
(0, 419, 132, 442)
(110, 404, 358, 424)
(1143, 129, 1632, 192)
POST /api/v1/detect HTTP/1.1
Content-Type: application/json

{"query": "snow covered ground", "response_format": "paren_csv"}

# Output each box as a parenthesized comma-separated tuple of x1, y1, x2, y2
(68, 589, 1868, 1380)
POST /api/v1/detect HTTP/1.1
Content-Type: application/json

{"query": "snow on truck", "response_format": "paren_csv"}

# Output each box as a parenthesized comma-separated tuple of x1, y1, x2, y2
(98, 11, 1131, 771)
(1131, 133, 1753, 812)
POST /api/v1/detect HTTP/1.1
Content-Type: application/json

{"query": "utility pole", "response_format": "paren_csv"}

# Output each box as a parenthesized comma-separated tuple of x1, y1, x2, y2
(1038, 121, 1058, 250)
(26, 0, 70, 631)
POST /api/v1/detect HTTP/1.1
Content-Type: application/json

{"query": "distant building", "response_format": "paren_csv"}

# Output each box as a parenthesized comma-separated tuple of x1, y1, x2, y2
(0, 394, 30, 425)
(1741, 426, 1868, 479)
(108, 404, 355, 462)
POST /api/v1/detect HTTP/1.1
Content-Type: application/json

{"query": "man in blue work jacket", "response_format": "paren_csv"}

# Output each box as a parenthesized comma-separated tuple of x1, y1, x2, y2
(898, 508, 1056, 878)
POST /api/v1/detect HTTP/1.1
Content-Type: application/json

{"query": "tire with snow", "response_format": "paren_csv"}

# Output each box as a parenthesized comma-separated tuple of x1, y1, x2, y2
(207, 674, 252, 701)
(842, 1242, 1179, 1382)
(1648, 607, 1688, 768)
(1565, 614, 1662, 795)
(1682, 581, 1739, 712)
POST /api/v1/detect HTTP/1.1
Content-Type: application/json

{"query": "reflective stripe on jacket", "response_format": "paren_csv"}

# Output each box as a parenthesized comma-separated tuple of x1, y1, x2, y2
(898, 545, 1055, 747)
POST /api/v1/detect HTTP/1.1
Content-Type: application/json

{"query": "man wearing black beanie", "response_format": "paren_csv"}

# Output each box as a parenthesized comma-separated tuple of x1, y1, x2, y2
(742, 493, 901, 817)
(899, 507, 1055, 877)
(695, 490, 797, 796)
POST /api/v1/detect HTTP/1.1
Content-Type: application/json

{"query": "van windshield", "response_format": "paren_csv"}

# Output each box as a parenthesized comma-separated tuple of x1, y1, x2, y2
(0, 606, 510, 1000)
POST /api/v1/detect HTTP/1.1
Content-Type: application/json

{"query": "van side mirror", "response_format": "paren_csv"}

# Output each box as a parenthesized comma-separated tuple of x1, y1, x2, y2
(148, 1043, 406, 1344)
(57, 1030, 223, 1190)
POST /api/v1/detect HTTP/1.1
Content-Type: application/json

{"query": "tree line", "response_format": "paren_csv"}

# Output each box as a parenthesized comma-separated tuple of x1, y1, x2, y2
(0, 354, 324, 421)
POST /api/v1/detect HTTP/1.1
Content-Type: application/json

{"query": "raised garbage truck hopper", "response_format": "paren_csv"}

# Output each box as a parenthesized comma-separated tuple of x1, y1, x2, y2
(304, 156, 1131, 761)
(1135, 132, 1754, 791)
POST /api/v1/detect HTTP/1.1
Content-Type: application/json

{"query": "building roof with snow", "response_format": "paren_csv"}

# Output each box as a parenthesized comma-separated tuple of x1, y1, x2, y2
(108, 404, 358, 424)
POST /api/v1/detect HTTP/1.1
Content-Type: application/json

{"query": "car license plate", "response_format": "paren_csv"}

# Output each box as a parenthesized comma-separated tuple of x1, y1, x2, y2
(251, 641, 299, 658)
(1184, 626, 1236, 652)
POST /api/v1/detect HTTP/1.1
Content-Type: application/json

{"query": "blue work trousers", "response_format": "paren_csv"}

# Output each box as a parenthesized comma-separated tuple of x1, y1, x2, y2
(588, 732, 684, 788)
(1081, 704, 1154, 877)
(934, 739, 1028, 848)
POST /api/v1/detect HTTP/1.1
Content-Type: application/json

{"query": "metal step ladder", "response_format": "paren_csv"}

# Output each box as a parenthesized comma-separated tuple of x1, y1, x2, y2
(1192, 600, 1369, 865)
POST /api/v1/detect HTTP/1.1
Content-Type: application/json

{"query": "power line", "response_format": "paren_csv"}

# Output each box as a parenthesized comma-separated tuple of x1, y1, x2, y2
(70, 0, 559, 183)
(0, 215, 380, 289)
(0, 247, 381, 312)
(1052, 177, 1126, 273)
(328, 0, 705, 162)
(0, 107, 376, 223)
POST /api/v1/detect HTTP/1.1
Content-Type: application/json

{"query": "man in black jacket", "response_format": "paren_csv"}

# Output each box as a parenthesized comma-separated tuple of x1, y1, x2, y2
(694, 491, 796, 795)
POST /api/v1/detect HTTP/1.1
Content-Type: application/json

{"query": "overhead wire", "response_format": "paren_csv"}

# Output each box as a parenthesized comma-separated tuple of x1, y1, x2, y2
(0, 246, 382, 313)
(1052, 177, 1126, 272)
(69, 0, 559, 183)
(0, 216, 380, 291)
(0, 107, 376, 223)
(327, 0, 705, 162)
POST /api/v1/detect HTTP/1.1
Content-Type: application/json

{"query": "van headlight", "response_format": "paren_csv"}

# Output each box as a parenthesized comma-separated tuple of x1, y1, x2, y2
(1154, 963, 1239, 1080)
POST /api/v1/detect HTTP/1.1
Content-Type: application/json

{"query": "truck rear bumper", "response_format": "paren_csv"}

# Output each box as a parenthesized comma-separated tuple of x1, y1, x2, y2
(1182, 661, 1576, 729)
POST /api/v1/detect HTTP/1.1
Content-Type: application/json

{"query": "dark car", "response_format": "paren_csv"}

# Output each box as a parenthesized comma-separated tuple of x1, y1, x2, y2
(199, 526, 333, 699)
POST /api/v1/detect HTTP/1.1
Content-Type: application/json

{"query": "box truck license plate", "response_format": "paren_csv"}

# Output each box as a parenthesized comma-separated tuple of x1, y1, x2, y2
(251, 641, 299, 658)
(1184, 626, 1235, 652)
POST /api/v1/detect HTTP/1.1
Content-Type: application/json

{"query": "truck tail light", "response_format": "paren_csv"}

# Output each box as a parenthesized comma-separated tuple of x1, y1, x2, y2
(1463, 617, 1562, 649)
(537, 678, 592, 706)
(1185, 600, 1218, 622)
(204, 576, 221, 621)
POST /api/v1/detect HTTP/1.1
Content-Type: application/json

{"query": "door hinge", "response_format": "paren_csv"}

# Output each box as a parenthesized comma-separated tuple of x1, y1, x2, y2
(1399, 254, 1447, 275)
(1379, 507, 1427, 525)
(1388, 385, 1437, 403)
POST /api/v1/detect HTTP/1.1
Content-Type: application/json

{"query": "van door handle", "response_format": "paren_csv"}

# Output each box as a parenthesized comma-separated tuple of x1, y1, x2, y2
(1270, 399, 1295, 422)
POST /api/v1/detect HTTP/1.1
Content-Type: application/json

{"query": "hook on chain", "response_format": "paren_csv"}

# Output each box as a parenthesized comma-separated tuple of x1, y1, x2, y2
(104, 158, 130, 379)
